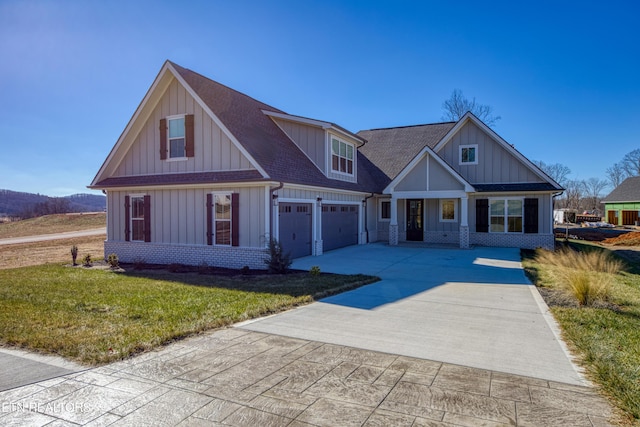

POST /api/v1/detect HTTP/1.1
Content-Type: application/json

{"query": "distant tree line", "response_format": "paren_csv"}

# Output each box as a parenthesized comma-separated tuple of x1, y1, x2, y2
(535, 148, 639, 216)
(17, 198, 73, 219)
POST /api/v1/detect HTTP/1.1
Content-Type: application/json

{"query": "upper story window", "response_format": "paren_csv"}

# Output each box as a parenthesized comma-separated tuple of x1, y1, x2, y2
(159, 114, 194, 160)
(168, 116, 186, 159)
(331, 137, 354, 175)
(459, 144, 478, 165)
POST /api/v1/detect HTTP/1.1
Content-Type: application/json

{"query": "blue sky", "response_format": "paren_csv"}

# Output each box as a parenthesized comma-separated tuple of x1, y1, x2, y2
(1, 0, 638, 196)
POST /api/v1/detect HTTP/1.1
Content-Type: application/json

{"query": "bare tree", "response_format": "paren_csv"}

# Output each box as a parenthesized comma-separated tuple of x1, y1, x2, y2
(441, 89, 501, 127)
(583, 177, 609, 213)
(533, 160, 571, 186)
(562, 180, 585, 210)
(605, 162, 627, 188)
(621, 148, 640, 177)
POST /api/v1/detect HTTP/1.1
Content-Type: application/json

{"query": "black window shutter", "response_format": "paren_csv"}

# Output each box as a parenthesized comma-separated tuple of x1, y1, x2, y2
(231, 193, 239, 247)
(124, 196, 131, 241)
(476, 199, 489, 233)
(524, 198, 539, 234)
(159, 118, 167, 160)
(185, 114, 195, 157)
(206, 194, 213, 246)
(143, 195, 151, 242)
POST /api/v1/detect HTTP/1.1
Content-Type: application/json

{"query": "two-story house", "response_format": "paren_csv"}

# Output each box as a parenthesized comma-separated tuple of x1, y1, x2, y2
(90, 61, 562, 269)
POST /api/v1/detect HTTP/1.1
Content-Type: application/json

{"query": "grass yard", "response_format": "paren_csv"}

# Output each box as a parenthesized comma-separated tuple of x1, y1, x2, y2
(0, 213, 105, 239)
(0, 235, 105, 269)
(0, 264, 377, 365)
(523, 242, 640, 424)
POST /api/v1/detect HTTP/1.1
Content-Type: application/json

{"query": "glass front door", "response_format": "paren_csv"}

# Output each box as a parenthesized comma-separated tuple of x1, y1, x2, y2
(406, 199, 423, 241)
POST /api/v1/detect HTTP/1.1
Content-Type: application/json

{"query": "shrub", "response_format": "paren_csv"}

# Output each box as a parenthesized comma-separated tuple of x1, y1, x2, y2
(264, 239, 292, 274)
(107, 253, 119, 268)
(241, 266, 250, 275)
(534, 247, 621, 306)
(82, 254, 92, 267)
(310, 266, 321, 276)
(71, 245, 78, 266)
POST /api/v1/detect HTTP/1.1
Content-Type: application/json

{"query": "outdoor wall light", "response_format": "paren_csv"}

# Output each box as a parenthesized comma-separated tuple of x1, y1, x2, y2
(272, 194, 279, 206)
(316, 196, 322, 206)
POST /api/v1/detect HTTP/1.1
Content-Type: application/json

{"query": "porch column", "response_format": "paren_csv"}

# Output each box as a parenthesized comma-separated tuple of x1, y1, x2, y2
(460, 196, 469, 249)
(389, 196, 399, 246)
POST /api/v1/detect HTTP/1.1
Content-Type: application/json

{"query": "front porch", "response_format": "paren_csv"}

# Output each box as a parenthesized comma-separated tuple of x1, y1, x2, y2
(387, 193, 470, 249)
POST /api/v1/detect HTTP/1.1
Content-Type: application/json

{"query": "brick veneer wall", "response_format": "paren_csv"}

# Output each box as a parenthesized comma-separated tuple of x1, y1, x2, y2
(423, 231, 460, 245)
(470, 233, 554, 250)
(104, 241, 268, 270)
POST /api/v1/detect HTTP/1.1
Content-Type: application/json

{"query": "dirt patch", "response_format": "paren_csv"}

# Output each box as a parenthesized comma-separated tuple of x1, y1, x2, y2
(603, 232, 640, 246)
(0, 235, 105, 269)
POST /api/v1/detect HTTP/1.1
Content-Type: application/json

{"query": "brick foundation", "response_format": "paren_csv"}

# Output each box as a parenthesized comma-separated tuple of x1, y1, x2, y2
(423, 231, 460, 245)
(389, 224, 399, 245)
(459, 226, 469, 249)
(104, 241, 268, 270)
(470, 233, 554, 250)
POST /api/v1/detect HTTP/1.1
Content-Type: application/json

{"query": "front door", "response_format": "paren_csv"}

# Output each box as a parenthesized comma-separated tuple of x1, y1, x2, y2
(406, 199, 423, 241)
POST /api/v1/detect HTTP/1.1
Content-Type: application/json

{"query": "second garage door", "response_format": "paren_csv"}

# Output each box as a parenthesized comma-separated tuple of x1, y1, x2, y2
(322, 204, 358, 252)
(279, 203, 312, 259)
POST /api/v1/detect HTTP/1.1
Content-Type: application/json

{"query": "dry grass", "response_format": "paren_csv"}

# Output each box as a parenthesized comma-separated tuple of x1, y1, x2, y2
(0, 235, 105, 269)
(534, 247, 623, 306)
(0, 213, 105, 239)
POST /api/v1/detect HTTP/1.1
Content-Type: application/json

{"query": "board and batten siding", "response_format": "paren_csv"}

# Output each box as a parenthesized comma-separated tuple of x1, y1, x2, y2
(394, 154, 465, 192)
(438, 121, 542, 184)
(468, 194, 552, 234)
(114, 78, 254, 177)
(272, 119, 326, 172)
(107, 186, 267, 248)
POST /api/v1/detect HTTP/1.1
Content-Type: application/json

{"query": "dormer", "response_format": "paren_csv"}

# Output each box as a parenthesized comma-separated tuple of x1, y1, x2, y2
(263, 111, 365, 183)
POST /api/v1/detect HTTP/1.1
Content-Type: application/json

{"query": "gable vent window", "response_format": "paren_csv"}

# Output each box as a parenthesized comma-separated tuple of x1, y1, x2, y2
(459, 144, 478, 165)
(331, 137, 354, 175)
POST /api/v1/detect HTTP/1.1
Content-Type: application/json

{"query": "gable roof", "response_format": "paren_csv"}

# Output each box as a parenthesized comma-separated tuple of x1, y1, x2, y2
(602, 176, 640, 203)
(92, 61, 381, 193)
(357, 123, 455, 181)
(434, 112, 563, 190)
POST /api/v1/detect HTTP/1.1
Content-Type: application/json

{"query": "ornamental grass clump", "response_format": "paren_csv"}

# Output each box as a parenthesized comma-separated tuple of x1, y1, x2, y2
(534, 247, 623, 306)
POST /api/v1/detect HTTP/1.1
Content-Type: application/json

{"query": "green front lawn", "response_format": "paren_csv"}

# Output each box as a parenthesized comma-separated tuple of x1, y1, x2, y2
(523, 243, 640, 423)
(0, 264, 377, 365)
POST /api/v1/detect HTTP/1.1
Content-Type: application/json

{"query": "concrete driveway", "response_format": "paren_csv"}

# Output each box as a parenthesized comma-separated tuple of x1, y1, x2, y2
(239, 243, 586, 385)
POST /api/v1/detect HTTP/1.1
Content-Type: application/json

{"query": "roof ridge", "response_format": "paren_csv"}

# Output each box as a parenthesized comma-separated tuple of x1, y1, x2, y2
(361, 122, 456, 132)
(168, 60, 285, 114)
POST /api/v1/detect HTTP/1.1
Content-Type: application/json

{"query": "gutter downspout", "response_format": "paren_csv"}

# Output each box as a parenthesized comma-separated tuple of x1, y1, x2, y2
(269, 182, 284, 242)
(363, 192, 375, 243)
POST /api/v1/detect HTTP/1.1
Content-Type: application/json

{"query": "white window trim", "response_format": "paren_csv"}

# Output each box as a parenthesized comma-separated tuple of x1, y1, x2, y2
(129, 193, 146, 242)
(489, 197, 524, 234)
(167, 114, 188, 161)
(379, 199, 391, 222)
(212, 192, 232, 246)
(439, 199, 457, 223)
(330, 136, 355, 176)
(459, 144, 478, 165)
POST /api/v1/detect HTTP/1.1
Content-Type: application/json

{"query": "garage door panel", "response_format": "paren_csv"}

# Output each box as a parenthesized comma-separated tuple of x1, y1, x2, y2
(322, 205, 358, 252)
(279, 203, 312, 259)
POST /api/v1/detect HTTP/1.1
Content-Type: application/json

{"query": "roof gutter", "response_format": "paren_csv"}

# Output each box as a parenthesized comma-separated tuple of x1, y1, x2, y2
(269, 182, 284, 243)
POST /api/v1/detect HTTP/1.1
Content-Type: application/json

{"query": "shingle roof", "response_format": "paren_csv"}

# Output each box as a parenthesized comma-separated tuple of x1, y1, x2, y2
(169, 62, 380, 193)
(602, 176, 640, 203)
(357, 123, 455, 181)
(473, 183, 559, 192)
(95, 171, 265, 188)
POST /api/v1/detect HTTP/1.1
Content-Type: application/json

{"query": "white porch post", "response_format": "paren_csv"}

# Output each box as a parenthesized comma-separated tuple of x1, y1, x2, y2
(389, 196, 399, 246)
(460, 196, 469, 248)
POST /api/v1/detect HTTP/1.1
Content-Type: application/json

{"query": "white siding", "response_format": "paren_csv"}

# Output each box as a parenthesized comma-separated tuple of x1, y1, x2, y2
(439, 121, 542, 184)
(272, 119, 326, 172)
(113, 78, 254, 177)
(107, 186, 267, 248)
